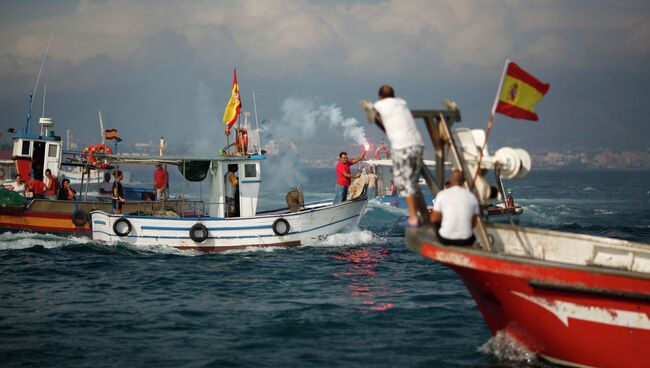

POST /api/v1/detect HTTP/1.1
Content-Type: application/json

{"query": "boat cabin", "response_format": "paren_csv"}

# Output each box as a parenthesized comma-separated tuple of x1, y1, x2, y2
(12, 131, 61, 182)
(206, 157, 263, 218)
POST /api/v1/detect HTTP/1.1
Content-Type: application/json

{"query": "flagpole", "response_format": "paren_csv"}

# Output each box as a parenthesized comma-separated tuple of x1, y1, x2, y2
(491, 59, 510, 115)
(471, 59, 509, 190)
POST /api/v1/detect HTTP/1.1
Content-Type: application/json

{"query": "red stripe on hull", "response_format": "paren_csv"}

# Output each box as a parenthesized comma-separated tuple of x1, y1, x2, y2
(176, 240, 301, 253)
(420, 243, 650, 368)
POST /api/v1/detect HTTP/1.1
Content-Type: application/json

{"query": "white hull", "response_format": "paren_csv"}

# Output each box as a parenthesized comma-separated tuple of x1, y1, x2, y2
(90, 198, 367, 251)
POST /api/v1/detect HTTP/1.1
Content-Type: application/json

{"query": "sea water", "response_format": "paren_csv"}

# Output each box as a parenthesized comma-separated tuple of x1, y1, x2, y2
(1, 168, 649, 367)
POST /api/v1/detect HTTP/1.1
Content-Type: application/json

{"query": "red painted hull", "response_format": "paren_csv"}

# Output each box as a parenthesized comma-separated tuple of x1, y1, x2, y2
(418, 241, 650, 368)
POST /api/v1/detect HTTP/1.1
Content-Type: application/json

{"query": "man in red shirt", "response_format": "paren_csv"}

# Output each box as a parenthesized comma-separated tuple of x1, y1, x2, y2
(31, 177, 46, 199)
(153, 164, 169, 200)
(334, 150, 366, 204)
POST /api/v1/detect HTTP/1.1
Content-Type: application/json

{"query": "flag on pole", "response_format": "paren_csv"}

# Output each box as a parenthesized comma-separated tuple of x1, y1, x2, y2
(493, 60, 550, 121)
(223, 69, 242, 128)
(105, 129, 119, 140)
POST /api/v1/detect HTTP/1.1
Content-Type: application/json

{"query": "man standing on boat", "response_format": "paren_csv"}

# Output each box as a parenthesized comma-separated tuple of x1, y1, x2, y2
(365, 85, 424, 226)
(112, 171, 125, 214)
(44, 169, 59, 200)
(225, 164, 239, 217)
(153, 164, 169, 201)
(430, 170, 479, 245)
(334, 151, 366, 204)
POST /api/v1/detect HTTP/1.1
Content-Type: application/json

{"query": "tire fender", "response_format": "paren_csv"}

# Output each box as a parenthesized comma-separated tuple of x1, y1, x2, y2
(189, 223, 209, 243)
(113, 217, 132, 237)
(272, 218, 290, 236)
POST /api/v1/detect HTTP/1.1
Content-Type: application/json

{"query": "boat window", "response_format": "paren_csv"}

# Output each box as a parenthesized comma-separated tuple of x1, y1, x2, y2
(21, 141, 30, 155)
(48, 144, 58, 158)
(244, 163, 257, 178)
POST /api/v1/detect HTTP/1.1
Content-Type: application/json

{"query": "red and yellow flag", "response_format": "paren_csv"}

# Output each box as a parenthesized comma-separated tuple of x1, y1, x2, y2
(104, 129, 119, 140)
(223, 69, 242, 128)
(494, 61, 550, 121)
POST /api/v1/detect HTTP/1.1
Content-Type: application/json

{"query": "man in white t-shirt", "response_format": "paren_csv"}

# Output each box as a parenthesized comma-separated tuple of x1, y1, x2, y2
(98, 172, 113, 200)
(367, 85, 425, 226)
(431, 170, 480, 245)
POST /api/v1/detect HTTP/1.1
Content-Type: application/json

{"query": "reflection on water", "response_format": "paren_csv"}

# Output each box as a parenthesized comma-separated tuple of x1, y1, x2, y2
(332, 248, 395, 311)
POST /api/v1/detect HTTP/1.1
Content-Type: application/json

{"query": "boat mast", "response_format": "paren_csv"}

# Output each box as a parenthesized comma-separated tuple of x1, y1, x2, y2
(253, 90, 261, 154)
(25, 32, 53, 135)
(98, 110, 105, 145)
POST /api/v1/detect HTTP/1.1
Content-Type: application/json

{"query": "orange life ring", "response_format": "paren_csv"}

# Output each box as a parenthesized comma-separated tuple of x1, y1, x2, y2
(375, 145, 391, 160)
(88, 144, 113, 168)
(0, 167, 5, 180)
(81, 145, 92, 162)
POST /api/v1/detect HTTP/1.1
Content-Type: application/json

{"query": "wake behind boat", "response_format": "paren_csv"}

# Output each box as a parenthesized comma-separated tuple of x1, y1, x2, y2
(90, 153, 367, 252)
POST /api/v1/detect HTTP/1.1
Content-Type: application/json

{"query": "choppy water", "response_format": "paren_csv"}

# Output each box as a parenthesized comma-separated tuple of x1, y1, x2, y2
(1, 168, 649, 367)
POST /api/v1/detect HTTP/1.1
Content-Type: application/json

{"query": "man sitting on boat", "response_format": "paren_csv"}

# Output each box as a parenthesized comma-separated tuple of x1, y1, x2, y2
(98, 172, 113, 200)
(57, 179, 77, 201)
(430, 170, 479, 246)
(6, 174, 28, 197)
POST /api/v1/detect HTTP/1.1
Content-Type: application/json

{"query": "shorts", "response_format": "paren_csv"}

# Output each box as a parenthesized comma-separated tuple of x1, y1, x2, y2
(112, 198, 123, 212)
(391, 146, 424, 197)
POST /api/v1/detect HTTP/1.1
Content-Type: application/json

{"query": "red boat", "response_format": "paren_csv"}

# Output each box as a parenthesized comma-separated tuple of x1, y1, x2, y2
(386, 106, 650, 367)
(406, 225, 650, 367)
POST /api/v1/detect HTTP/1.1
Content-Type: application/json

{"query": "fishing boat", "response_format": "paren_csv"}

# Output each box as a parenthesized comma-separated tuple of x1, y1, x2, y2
(397, 105, 650, 367)
(89, 150, 368, 252)
(0, 118, 181, 236)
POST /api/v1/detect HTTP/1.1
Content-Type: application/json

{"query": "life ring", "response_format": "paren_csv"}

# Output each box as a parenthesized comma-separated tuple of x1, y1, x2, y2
(189, 223, 209, 243)
(0, 167, 5, 180)
(272, 218, 290, 236)
(88, 144, 113, 168)
(375, 145, 391, 160)
(81, 145, 92, 162)
(71, 209, 90, 227)
(113, 217, 132, 237)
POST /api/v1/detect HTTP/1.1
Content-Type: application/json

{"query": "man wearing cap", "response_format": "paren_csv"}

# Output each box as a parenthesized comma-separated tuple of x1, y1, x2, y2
(154, 163, 169, 201)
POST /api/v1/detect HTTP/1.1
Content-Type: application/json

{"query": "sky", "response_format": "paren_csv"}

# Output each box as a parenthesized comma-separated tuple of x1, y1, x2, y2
(1, 0, 649, 159)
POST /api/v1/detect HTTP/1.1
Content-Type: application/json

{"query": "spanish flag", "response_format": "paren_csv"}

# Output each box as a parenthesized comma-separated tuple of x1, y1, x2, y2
(223, 69, 242, 128)
(105, 129, 119, 140)
(494, 60, 550, 121)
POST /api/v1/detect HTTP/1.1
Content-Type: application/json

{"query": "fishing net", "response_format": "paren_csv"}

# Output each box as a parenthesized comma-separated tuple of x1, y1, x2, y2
(0, 189, 27, 208)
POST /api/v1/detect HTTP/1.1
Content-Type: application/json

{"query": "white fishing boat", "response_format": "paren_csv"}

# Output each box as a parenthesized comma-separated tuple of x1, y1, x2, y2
(90, 153, 368, 252)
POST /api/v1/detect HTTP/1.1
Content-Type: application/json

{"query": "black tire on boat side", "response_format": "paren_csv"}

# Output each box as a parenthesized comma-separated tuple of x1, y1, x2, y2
(71, 210, 90, 227)
(272, 218, 290, 236)
(113, 217, 132, 237)
(189, 223, 209, 243)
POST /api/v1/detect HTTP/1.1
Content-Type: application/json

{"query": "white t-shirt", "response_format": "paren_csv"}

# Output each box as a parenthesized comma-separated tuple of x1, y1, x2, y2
(373, 97, 424, 150)
(433, 186, 480, 240)
(100, 180, 113, 198)
(12, 181, 26, 197)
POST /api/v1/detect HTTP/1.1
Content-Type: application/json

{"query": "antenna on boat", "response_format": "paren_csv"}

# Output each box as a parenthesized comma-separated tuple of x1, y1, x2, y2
(98, 110, 105, 145)
(25, 31, 53, 135)
(253, 90, 261, 153)
(40, 83, 47, 136)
